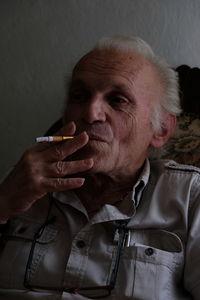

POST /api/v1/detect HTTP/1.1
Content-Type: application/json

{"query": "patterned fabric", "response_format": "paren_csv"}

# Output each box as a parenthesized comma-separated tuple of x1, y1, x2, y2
(162, 114, 200, 167)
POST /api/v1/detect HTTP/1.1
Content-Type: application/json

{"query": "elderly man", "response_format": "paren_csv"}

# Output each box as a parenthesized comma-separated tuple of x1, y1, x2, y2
(0, 36, 199, 299)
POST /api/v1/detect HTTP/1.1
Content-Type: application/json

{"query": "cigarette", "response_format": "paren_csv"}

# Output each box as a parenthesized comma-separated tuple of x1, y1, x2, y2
(36, 136, 74, 143)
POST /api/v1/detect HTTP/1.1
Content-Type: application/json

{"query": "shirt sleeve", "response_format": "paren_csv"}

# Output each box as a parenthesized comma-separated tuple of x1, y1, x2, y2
(184, 174, 200, 299)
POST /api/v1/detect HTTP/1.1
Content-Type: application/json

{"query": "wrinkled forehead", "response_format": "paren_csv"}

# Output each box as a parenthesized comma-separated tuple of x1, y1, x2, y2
(72, 48, 149, 78)
(70, 48, 164, 109)
(71, 49, 163, 98)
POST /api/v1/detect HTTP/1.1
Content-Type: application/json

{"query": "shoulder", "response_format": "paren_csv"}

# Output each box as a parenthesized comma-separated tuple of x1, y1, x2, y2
(164, 160, 200, 175)
(149, 159, 200, 184)
(148, 160, 200, 202)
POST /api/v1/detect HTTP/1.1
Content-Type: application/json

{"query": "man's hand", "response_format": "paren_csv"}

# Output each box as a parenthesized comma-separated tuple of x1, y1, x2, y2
(0, 122, 93, 222)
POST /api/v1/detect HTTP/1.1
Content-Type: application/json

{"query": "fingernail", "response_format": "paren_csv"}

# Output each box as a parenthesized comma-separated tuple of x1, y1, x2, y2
(78, 178, 85, 185)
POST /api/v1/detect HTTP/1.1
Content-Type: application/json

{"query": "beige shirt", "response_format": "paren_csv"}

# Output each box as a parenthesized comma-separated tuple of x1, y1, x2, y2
(0, 159, 200, 299)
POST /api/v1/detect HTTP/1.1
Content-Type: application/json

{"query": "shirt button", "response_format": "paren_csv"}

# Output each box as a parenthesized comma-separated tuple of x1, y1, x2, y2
(145, 247, 154, 256)
(76, 240, 86, 248)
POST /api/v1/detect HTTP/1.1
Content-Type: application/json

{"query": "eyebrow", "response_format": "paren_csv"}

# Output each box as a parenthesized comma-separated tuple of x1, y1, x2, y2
(67, 80, 137, 107)
(110, 83, 133, 92)
(69, 79, 137, 104)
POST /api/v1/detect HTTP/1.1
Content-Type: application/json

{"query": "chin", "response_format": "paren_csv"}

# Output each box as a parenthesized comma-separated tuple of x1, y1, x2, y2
(74, 145, 108, 161)
(88, 159, 108, 174)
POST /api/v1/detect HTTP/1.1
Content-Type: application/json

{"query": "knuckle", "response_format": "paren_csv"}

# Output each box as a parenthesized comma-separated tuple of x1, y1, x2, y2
(54, 145, 65, 160)
(55, 161, 63, 175)
(52, 178, 62, 189)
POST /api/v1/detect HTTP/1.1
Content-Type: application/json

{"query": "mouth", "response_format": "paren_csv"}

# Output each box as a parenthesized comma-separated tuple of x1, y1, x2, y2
(88, 134, 108, 143)
(75, 125, 113, 143)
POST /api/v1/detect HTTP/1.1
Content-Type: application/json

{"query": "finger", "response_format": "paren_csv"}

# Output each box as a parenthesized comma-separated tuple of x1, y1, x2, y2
(43, 177, 86, 191)
(54, 121, 76, 137)
(45, 159, 94, 177)
(43, 131, 89, 162)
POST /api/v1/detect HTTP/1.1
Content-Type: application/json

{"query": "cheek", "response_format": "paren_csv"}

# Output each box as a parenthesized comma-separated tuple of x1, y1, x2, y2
(114, 113, 136, 142)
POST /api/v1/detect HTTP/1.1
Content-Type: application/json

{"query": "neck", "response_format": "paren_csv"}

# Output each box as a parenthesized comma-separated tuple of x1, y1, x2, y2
(75, 170, 140, 216)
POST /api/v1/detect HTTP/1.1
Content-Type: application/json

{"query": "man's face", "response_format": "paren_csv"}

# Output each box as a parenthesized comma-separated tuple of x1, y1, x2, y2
(64, 49, 163, 178)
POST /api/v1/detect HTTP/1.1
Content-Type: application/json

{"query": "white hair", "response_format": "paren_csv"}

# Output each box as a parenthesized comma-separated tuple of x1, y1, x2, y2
(93, 35, 181, 132)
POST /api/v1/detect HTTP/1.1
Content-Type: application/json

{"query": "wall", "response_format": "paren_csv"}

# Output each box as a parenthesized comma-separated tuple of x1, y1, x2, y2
(0, 0, 200, 177)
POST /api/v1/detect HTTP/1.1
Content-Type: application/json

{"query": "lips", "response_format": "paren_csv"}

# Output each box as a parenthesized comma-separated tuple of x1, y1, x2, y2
(87, 133, 108, 142)
(75, 124, 113, 143)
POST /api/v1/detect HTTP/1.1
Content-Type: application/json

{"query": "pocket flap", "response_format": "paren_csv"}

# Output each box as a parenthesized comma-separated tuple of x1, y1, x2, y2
(2, 217, 58, 244)
(127, 229, 183, 252)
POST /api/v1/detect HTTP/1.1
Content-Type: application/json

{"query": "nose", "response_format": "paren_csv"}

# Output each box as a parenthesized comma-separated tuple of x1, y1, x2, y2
(82, 96, 106, 124)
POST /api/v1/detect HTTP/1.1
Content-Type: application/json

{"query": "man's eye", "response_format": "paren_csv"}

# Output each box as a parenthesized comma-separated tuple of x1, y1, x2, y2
(110, 97, 129, 104)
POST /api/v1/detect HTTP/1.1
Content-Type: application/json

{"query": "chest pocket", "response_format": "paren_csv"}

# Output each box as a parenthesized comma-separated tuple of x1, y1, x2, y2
(115, 229, 185, 300)
(0, 216, 58, 289)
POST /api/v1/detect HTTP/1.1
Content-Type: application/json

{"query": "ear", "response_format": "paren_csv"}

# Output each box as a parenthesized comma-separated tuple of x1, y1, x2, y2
(150, 114, 176, 148)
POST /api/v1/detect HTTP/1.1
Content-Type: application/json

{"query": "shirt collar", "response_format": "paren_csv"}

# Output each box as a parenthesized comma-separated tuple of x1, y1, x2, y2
(132, 158, 150, 208)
